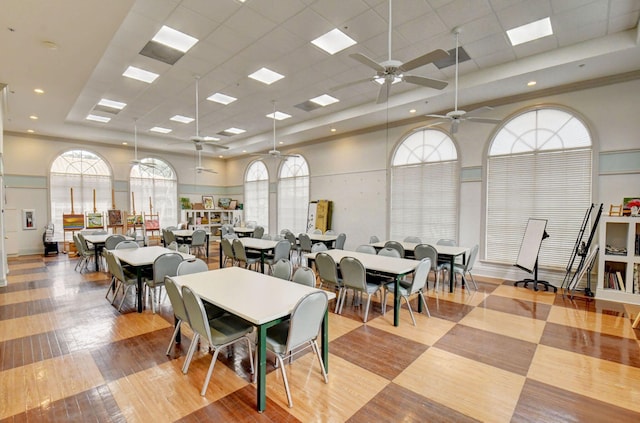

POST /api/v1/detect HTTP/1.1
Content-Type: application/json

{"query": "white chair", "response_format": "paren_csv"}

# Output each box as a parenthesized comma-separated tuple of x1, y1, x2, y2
(338, 256, 384, 323)
(233, 239, 260, 271)
(403, 236, 422, 243)
(440, 244, 479, 291)
(164, 276, 190, 356)
(383, 240, 404, 257)
(414, 244, 444, 290)
(264, 240, 291, 274)
(356, 245, 377, 254)
(315, 252, 342, 313)
(146, 252, 182, 313)
(324, 229, 337, 235)
(190, 229, 207, 257)
(220, 238, 235, 267)
(335, 233, 346, 250)
(181, 285, 254, 396)
(105, 250, 140, 312)
(292, 267, 316, 287)
(311, 243, 327, 253)
(383, 258, 431, 326)
(272, 258, 293, 281)
(264, 291, 329, 407)
(369, 235, 380, 243)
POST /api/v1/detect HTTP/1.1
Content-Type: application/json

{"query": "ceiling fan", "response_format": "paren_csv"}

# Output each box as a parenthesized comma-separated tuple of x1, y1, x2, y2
(426, 28, 502, 134)
(334, 0, 449, 104)
(130, 119, 156, 169)
(177, 76, 229, 151)
(193, 149, 217, 174)
(251, 101, 299, 160)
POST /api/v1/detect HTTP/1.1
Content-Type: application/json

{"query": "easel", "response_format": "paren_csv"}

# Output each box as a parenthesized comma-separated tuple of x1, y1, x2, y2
(63, 188, 83, 256)
(127, 192, 144, 245)
(561, 203, 603, 297)
(144, 196, 161, 245)
(107, 189, 124, 234)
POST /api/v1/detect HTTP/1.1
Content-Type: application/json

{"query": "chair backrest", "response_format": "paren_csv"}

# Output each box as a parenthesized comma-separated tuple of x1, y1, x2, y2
(369, 235, 380, 243)
(105, 250, 126, 283)
(221, 238, 235, 262)
(414, 244, 438, 270)
(222, 233, 239, 239)
(164, 229, 177, 245)
(436, 238, 456, 246)
(409, 258, 432, 292)
(165, 226, 178, 231)
(464, 244, 479, 272)
(167, 241, 178, 251)
(298, 233, 313, 251)
(222, 224, 235, 235)
(324, 229, 337, 235)
(261, 234, 272, 240)
(73, 234, 86, 255)
(252, 226, 265, 239)
(178, 244, 190, 254)
(315, 252, 339, 285)
(181, 285, 212, 345)
(153, 252, 183, 283)
(355, 244, 377, 254)
(284, 231, 297, 249)
(378, 247, 401, 258)
(272, 258, 293, 280)
(245, 221, 257, 229)
(403, 236, 422, 243)
(311, 243, 328, 253)
(77, 233, 90, 250)
(384, 240, 405, 257)
(335, 233, 346, 250)
(232, 238, 248, 262)
(311, 229, 322, 234)
(115, 240, 139, 249)
(105, 234, 126, 250)
(280, 228, 291, 235)
(339, 256, 366, 291)
(164, 276, 189, 323)
(191, 229, 207, 246)
(285, 291, 329, 353)
(273, 239, 292, 262)
(177, 258, 209, 275)
(292, 267, 316, 287)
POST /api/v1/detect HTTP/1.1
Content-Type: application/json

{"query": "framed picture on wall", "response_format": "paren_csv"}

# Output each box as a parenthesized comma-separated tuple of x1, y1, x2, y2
(108, 209, 123, 226)
(202, 195, 214, 210)
(22, 209, 36, 230)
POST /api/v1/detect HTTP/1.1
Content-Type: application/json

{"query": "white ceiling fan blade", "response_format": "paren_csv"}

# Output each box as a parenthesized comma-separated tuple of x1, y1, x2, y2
(197, 167, 217, 174)
(465, 105, 494, 116)
(426, 114, 450, 119)
(451, 119, 460, 134)
(349, 53, 385, 73)
(402, 74, 448, 90)
(376, 81, 390, 104)
(466, 117, 502, 124)
(399, 48, 449, 72)
(330, 77, 374, 92)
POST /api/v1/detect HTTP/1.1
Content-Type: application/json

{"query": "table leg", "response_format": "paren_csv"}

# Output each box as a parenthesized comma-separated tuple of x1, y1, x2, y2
(136, 267, 143, 313)
(321, 308, 329, 373)
(218, 237, 223, 268)
(449, 255, 455, 293)
(174, 315, 181, 343)
(206, 234, 209, 258)
(256, 324, 267, 412)
(393, 275, 400, 326)
(260, 251, 265, 274)
(94, 246, 100, 272)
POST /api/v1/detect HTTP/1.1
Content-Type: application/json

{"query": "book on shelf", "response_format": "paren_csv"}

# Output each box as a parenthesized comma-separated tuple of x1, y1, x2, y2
(635, 264, 640, 294)
(616, 271, 625, 291)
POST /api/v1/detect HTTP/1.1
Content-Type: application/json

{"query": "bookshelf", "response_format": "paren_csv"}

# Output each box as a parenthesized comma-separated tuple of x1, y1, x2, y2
(182, 209, 243, 234)
(596, 216, 640, 304)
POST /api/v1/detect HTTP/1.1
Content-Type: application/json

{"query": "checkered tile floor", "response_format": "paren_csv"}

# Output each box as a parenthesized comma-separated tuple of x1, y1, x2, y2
(1, 250, 639, 422)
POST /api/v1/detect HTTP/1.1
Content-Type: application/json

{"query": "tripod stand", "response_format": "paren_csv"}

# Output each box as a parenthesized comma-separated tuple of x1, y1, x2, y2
(561, 203, 603, 297)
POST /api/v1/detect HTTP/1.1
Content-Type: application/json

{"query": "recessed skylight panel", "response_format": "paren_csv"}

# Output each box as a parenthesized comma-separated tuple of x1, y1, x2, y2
(311, 28, 357, 55)
(248, 67, 284, 85)
(86, 114, 111, 123)
(266, 111, 291, 120)
(506, 17, 553, 46)
(98, 99, 127, 110)
(310, 94, 339, 106)
(150, 126, 172, 134)
(170, 115, 194, 123)
(207, 92, 237, 105)
(123, 66, 159, 83)
(152, 25, 198, 53)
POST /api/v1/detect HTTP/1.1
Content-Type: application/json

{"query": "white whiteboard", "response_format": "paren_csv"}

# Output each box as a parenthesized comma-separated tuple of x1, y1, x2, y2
(515, 218, 548, 272)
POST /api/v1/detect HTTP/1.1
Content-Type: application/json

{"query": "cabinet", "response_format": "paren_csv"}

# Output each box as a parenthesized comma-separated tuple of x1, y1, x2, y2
(182, 209, 243, 234)
(596, 216, 640, 304)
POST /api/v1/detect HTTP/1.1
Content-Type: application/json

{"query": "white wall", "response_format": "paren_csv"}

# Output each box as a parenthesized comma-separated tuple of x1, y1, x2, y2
(4, 79, 640, 281)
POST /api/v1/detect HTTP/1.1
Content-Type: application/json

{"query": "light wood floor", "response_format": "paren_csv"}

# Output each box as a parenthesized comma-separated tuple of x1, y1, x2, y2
(1, 246, 640, 422)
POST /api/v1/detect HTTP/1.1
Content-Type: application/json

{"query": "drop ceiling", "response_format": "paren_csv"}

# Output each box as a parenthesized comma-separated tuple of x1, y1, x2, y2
(1, 0, 639, 158)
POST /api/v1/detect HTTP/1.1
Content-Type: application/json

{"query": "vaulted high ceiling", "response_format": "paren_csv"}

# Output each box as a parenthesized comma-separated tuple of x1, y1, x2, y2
(2, 0, 639, 158)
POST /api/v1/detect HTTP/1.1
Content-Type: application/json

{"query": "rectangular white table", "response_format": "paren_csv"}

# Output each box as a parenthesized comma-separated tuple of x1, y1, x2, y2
(305, 249, 419, 327)
(172, 267, 335, 412)
(305, 233, 338, 248)
(370, 241, 469, 293)
(83, 233, 133, 272)
(239, 237, 279, 273)
(233, 227, 255, 237)
(108, 246, 194, 312)
(172, 230, 211, 257)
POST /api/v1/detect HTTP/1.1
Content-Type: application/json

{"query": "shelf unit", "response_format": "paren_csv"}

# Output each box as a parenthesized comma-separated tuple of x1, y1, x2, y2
(182, 209, 243, 233)
(596, 216, 640, 304)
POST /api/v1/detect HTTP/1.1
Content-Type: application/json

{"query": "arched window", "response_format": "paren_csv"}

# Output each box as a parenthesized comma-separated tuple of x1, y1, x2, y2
(278, 155, 309, 234)
(130, 158, 178, 228)
(486, 107, 593, 268)
(391, 128, 459, 242)
(244, 160, 269, 232)
(50, 149, 112, 239)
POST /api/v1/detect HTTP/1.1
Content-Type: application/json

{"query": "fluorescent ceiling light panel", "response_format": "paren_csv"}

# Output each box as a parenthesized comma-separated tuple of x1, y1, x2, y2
(266, 111, 292, 120)
(152, 25, 198, 53)
(207, 92, 237, 105)
(310, 94, 339, 106)
(506, 17, 553, 46)
(150, 126, 172, 134)
(98, 98, 127, 110)
(170, 115, 194, 123)
(311, 28, 357, 55)
(86, 114, 111, 123)
(224, 127, 246, 134)
(248, 67, 284, 85)
(123, 66, 159, 83)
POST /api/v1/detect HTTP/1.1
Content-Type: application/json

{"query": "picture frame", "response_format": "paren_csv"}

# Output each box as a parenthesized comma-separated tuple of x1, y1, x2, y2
(202, 195, 214, 210)
(107, 209, 123, 226)
(229, 200, 237, 210)
(63, 213, 85, 230)
(86, 212, 104, 229)
(22, 209, 36, 230)
(218, 197, 231, 209)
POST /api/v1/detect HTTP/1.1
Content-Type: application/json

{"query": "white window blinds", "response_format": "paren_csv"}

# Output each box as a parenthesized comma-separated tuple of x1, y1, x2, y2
(130, 158, 178, 228)
(278, 156, 309, 234)
(244, 161, 269, 232)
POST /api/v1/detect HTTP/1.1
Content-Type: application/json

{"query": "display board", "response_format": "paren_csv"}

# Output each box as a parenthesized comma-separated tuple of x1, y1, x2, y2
(515, 218, 548, 272)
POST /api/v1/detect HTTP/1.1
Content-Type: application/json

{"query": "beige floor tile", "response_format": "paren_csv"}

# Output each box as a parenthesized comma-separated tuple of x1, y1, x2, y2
(328, 312, 364, 341)
(108, 360, 239, 422)
(6, 272, 49, 284)
(0, 311, 60, 343)
(366, 313, 456, 346)
(394, 347, 525, 423)
(546, 306, 638, 339)
(0, 287, 56, 306)
(7, 262, 46, 271)
(266, 353, 389, 422)
(0, 351, 104, 419)
(459, 307, 547, 344)
(528, 344, 640, 412)
(426, 287, 487, 307)
(491, 284, 556, 305)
